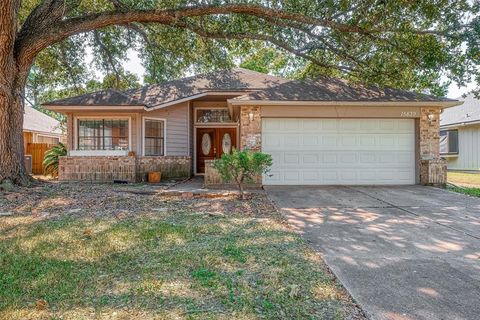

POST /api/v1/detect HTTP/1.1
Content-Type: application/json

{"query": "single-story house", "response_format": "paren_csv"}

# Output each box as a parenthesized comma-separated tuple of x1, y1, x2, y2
(440, 93, 480, 171)
(42, 68, 460, 185)
(23, 105, 64, 151)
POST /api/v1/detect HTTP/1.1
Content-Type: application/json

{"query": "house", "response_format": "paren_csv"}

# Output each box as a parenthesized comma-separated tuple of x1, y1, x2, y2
(42, 68, 460, 185)
(440, 93, 480, 171)
(23, 105, 64, 151)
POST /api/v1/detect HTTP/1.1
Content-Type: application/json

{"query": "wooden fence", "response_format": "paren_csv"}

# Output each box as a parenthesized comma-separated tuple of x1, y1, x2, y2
(26, 143, 54, 174)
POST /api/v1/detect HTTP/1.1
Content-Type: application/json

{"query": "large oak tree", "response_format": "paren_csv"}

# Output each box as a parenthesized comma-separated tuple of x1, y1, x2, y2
(1, 0, 478, 185)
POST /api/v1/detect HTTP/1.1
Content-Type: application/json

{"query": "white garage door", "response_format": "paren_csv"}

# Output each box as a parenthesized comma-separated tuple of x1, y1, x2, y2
(262, 118, 415, 185)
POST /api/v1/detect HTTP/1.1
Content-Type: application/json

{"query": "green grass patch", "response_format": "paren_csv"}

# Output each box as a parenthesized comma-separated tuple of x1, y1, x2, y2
(447, 185, 480, 197)
(0, 184, 360, 319)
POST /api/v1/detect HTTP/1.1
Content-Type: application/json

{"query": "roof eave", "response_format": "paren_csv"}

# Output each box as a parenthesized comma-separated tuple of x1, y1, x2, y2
(42, 105, 147, 111)
(227, 99, 461, 108)
(441, 119, 480, 128)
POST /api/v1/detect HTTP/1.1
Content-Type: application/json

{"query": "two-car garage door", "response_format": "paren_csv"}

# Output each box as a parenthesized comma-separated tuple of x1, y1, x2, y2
(262, 118, 415, 185)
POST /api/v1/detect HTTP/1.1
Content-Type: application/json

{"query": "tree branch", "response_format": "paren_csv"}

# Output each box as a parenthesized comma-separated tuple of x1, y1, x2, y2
(15, 3, 459, 75)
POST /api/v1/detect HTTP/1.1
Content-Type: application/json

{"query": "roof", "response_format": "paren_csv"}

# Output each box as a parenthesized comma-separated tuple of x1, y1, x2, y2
(43, 68, 458, 110)
(44, 89, 146, 107)
(126, 68, 288, 109)
(23, 105, 62, 135)
(43, 68, 288, 109)
(441, 94, 480, 127)
(232, 77, 455, 103)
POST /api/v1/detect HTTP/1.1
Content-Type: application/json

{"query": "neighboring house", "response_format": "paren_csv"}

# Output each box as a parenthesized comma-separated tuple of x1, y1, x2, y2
(440, 93, 480, 171)
(23, 105, 64, 151)
(42, 68, 459, 185)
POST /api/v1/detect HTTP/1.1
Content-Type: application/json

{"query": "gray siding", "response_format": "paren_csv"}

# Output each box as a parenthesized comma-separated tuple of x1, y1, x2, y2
(447, 124, 480, 170)
(145, 102, 190, 156)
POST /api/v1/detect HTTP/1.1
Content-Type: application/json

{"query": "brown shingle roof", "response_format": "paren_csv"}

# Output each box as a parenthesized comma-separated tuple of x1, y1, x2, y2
(43, 68, 288, 108)
(44, 89, 145, 107)
(43, 69, 456, 109)
(233, 77, 455, 103)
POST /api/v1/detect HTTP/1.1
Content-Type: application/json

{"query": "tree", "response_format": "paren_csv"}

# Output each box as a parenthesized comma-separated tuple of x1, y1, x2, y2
(1, 0, 479, 185)
(213, 150, 272, 200)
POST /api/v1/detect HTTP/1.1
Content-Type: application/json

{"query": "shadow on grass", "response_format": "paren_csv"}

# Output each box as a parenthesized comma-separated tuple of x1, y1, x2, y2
(0, 210, 356, 319)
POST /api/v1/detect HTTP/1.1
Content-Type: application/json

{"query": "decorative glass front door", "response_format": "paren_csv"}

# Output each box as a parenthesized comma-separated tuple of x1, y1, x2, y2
(196, 128, 237, 173)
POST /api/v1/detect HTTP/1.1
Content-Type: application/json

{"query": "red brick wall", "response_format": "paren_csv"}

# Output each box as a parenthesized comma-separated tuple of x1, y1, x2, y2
(419, 108, 446, 185)
(137, 156, 191, 181)
(59, 156, 191, 183)
(59, 156, 136, 182)
(240, 106, 262, 151)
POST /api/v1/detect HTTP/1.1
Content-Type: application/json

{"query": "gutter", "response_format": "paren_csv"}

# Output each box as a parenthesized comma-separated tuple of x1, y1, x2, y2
(227, 100, 462, 108)
(440, 119, 480, 129)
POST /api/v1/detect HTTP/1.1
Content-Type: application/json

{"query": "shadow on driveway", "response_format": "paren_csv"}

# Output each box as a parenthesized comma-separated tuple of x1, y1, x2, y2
(266, 185, 480, 320)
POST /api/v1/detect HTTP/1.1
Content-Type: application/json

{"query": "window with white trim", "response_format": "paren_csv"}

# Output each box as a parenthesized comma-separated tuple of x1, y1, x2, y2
(77, 119, 129, 150)
(440, 129, 459, 155)
(144, 119, 165, 156)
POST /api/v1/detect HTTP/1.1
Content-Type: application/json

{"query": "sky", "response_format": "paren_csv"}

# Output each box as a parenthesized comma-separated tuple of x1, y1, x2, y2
(121, 49, 475, 99)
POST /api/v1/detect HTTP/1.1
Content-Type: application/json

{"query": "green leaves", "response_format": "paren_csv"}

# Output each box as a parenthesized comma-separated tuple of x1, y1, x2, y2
(18, 0, 480, 100)
(43, 143, 67, 177)
(213, 150, 272, 199)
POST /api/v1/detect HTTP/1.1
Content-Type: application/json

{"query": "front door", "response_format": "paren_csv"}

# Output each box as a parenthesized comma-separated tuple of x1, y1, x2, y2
(196, 127, 237, 173)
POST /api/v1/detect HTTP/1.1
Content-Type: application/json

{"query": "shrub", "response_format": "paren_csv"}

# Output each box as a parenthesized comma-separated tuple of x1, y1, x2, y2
(213, 149, 272, 199)
(43, 143, 67, 177)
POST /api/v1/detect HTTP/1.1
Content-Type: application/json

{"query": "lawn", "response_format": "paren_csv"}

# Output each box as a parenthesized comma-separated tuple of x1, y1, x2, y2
(447, 171, 480, 187)
(447, 171, 480, 197)
(0, 182, 363, 320)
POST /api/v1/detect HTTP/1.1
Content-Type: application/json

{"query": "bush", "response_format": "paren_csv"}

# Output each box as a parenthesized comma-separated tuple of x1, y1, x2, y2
(213, 149, 272, 199)
(43, 143, 67, 177)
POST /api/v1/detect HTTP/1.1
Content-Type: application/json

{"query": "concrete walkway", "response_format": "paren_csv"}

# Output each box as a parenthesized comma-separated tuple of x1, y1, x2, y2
(266, 185, 480, 320)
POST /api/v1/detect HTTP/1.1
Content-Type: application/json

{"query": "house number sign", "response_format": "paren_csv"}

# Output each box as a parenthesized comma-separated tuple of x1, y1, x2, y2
(400, 111, 417, 117)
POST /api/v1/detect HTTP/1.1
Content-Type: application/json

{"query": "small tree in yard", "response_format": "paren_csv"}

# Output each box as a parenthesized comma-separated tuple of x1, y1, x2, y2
(213, 149, 272, 200)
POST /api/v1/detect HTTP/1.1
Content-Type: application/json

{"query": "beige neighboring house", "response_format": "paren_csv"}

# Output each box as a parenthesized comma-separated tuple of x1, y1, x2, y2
(440, 94, 480, 171)
(42, 68, 460, 185)
(23, 105, 64, 151)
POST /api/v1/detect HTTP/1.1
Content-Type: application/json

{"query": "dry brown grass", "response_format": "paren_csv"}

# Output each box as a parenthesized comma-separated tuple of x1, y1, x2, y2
(0, 181, 364, 320)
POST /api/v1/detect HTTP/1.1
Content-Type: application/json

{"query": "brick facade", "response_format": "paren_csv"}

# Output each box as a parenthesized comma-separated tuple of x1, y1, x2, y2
(137, 156, 191, 181)
(240, 106, 262, 151)
(59, 156, 191, 183)
(59, 156, 137, 182)
(419, 108, 447, 185)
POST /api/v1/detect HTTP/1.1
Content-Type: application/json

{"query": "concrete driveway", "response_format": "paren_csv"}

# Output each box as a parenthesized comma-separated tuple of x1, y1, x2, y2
(265, 185, 480, 320)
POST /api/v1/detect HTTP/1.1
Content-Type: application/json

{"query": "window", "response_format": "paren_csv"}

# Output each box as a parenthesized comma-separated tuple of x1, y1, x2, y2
(196, 108, 232, 123)
(144, 118, 165, 156)
(37, 135, 60, 145)
(77, 119, 129, 150)
(440, 129, 459, 155)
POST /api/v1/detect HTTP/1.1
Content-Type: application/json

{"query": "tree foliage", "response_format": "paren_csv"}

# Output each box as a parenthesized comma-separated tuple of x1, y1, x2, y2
(213, 150, 272, 199)
(18, 0, 480, 106)
(43, 143, 67, 177)
(2, 0, 480, 185)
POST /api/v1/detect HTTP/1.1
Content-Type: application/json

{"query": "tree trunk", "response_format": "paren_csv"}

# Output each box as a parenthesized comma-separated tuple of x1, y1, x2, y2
(0, 86, 29, 185)
(0, 0, 30, 185)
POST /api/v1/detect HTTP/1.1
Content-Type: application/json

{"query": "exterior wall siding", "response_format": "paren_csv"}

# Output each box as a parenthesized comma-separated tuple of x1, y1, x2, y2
(446, 125, 480, 170)
(146, 102, 189, 156)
